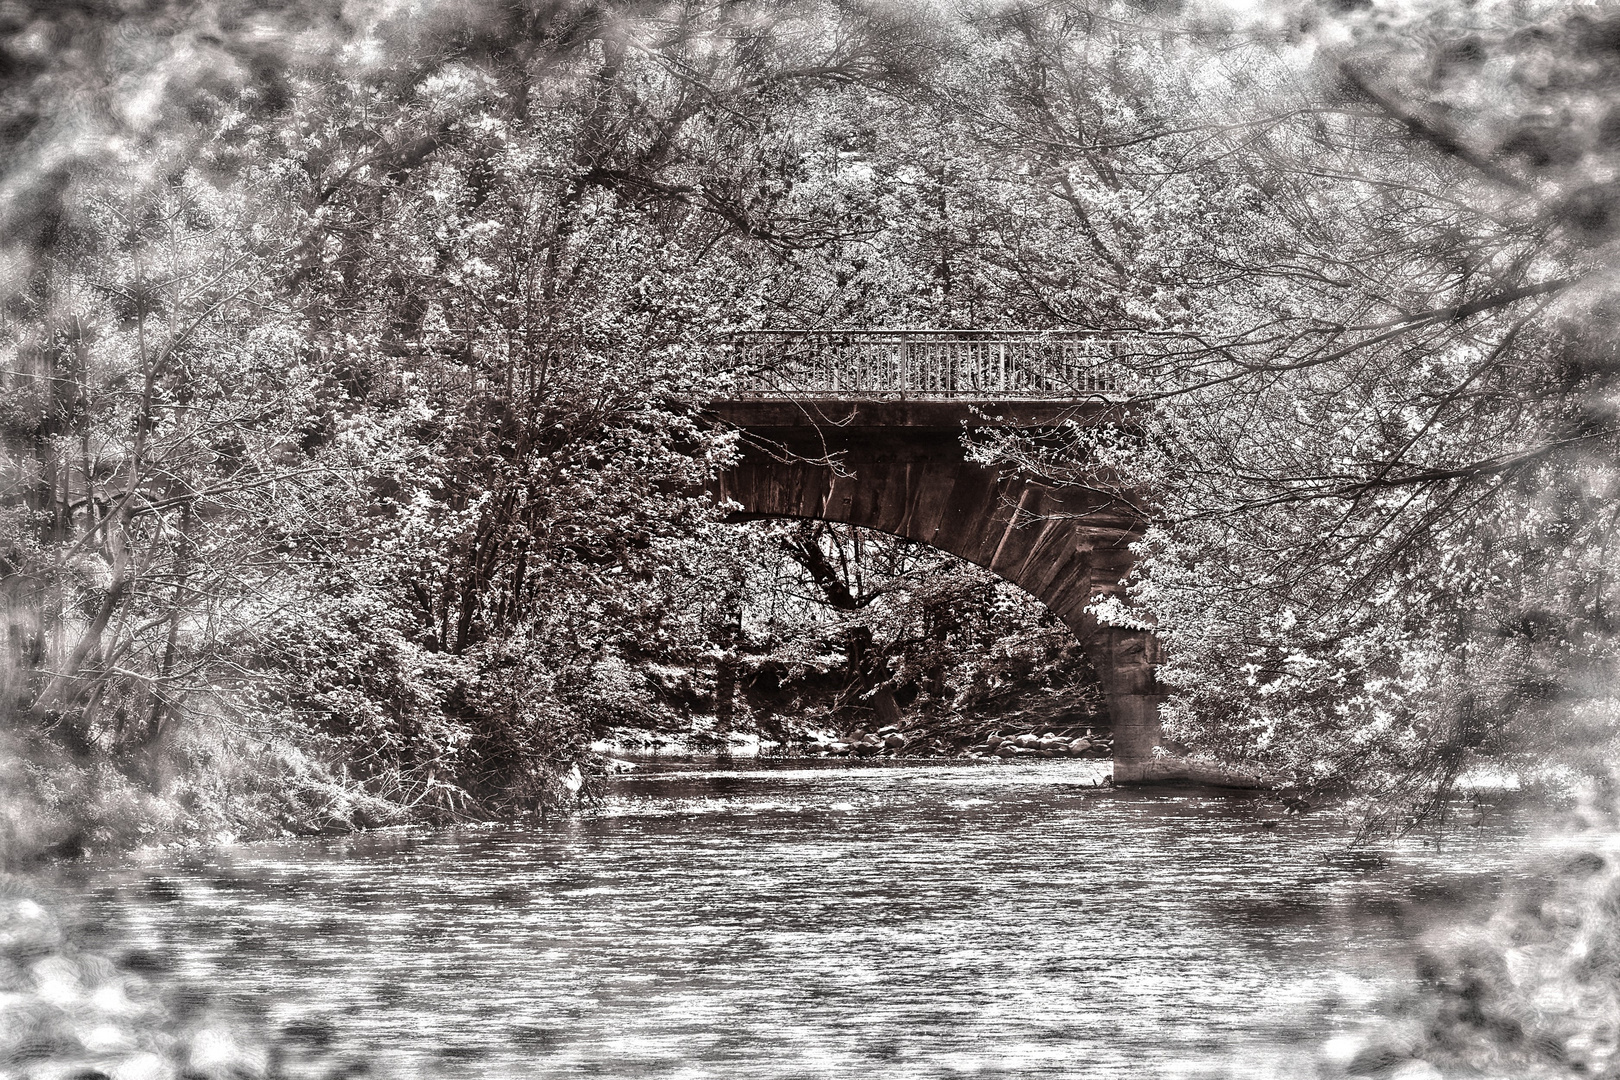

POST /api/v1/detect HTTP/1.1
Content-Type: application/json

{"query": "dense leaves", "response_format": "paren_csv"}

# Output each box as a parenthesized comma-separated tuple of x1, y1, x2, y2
(950, 0, 1620, 824)
(1, 0, 1617, 848)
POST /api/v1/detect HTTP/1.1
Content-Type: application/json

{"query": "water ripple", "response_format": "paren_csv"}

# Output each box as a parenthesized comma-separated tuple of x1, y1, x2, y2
(74, 761, 1527, 1079)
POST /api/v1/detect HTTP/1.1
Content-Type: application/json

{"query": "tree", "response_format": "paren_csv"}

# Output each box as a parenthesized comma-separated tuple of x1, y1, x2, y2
(0, 0, 980, 834)
(955, 0, 1620, 823)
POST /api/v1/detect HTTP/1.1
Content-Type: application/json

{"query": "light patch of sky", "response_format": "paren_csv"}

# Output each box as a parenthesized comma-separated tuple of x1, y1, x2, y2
(116, 62, 174, 134)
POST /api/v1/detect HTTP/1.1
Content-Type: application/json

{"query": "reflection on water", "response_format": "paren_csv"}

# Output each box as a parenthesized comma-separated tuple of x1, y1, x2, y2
(76, 760, 1528, 1079)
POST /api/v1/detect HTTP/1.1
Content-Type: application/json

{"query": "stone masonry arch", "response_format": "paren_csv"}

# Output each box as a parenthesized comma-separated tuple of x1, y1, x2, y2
(707, 398, 1166, 781)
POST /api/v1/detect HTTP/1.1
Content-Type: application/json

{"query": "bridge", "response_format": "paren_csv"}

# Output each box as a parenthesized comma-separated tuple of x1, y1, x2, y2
(703, 330, 1228, 785)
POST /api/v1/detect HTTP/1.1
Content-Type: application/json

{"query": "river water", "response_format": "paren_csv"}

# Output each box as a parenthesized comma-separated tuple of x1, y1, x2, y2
(75, 759, 1530, 1079)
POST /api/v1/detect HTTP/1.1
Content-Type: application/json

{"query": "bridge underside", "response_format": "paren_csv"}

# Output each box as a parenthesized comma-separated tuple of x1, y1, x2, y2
(708, 398, 1167, 779)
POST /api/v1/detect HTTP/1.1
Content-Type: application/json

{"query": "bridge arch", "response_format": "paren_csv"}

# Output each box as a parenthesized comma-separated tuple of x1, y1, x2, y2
(707, 396, 1165, 779)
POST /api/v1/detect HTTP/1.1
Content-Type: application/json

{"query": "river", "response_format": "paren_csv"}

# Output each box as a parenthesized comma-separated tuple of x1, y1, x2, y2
(73, 759, 1530, 1079)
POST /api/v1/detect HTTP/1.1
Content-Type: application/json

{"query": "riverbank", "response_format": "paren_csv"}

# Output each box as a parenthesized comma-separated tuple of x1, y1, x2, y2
(592, 707, 1114, 763)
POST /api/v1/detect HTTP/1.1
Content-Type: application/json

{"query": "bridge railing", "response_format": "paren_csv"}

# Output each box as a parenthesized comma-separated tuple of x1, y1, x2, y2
(720, 330, 1132, 399)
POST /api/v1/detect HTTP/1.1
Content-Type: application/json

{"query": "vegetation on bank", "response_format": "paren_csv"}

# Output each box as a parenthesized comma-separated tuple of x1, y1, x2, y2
(0, 0, 1616, 837)
(2, 0, 1137, 850)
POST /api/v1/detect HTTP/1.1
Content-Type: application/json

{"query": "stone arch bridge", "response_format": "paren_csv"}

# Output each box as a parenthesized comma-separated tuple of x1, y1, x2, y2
(704, 330, 1219, 785)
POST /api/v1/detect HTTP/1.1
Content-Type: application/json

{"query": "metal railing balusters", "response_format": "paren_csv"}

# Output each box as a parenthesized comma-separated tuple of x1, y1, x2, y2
(724, 330, 1132, 398)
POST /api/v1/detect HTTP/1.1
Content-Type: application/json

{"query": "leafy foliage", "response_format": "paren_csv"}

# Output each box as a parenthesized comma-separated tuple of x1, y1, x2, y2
(2, 0, 1617, 843)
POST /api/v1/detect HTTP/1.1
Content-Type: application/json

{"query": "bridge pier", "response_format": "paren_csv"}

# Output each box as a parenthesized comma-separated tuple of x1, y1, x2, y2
(1081, 624, 1163, 784)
